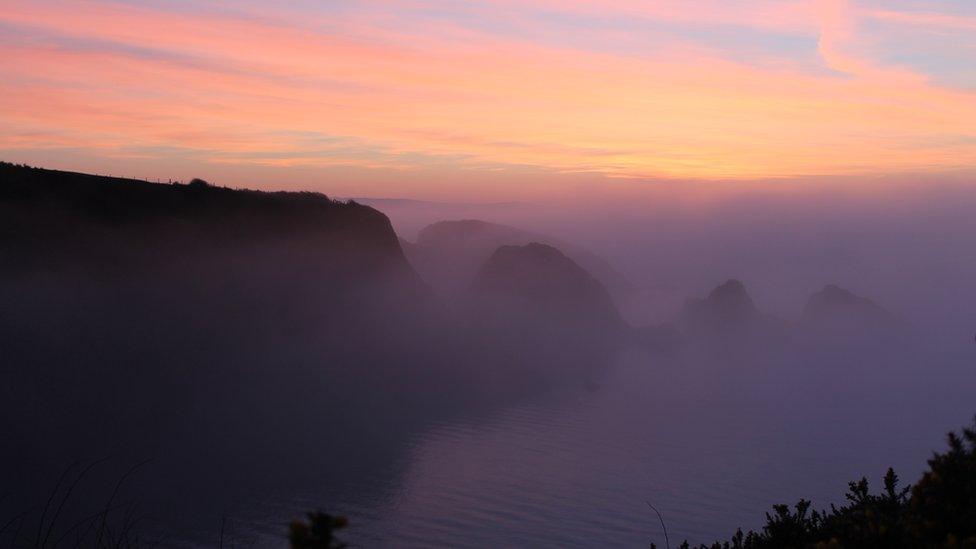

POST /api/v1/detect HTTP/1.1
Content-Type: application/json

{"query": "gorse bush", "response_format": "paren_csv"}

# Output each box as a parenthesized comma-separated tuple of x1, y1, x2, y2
(664, 416, 976, 549)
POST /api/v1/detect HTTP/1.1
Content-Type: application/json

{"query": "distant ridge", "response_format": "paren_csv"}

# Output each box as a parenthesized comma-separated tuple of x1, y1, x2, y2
(801, 284, 890, 323)
(798, 284, 901, 340)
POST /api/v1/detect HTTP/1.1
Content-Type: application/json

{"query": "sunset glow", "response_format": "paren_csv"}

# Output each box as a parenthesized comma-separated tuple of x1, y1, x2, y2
(2, 0, 975, 194)
(6, 3, 976, 545)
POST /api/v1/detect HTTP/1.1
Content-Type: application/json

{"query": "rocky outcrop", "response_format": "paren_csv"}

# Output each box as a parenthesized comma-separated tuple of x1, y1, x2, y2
(678, 279, 787, 347)
(406, 219, 632, 303)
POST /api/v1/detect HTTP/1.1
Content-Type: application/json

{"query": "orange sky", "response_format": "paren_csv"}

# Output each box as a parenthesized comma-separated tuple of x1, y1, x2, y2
(1, 0, 975, 199)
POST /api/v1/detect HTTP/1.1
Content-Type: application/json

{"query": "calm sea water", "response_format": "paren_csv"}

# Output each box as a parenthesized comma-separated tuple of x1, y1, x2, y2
(192, 342, 973, 548)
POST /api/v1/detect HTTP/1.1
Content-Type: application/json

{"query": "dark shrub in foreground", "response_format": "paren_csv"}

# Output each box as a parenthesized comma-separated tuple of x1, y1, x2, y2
(669, 417, 976, 548)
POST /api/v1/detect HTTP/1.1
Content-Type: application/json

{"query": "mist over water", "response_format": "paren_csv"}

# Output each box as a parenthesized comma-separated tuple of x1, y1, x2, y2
(343, 180, 976, 545)
(372, 178, 976, 336)
(334, 348, 968, 547)
(2, 166, 974, 547)
(3, 0, 976, 542)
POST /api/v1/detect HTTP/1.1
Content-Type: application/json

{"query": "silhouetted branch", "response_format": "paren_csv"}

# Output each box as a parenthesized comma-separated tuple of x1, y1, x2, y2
(219, 516, 226, 549)
(43, 457, 111, 548)
(646, 500, 670, 549)
(94, 458, 153, 548)
(37, 462, 78, 546)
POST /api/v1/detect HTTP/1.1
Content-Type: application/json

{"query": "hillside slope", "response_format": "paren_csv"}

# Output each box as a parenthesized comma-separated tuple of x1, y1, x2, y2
(0, 162, 450, 514)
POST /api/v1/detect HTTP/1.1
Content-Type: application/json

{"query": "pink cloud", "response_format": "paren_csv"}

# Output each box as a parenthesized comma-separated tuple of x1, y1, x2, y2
(0, 0, 974, 191)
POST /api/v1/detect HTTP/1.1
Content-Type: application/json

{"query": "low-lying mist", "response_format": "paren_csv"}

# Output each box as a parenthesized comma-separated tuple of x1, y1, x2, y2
(371, 176, 976, 341)
(2, 164, 974, 546)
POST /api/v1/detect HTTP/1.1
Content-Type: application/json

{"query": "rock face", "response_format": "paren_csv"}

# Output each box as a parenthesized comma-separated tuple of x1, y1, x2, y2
(682, 280, 763, 328)
(0, 163, 442, 360)
(687, 279, 758, 322)
(0, 162, 438, 317)
(461, 243, 626, 376)
(0, 162, 421, 286)
(678, 279, 786, 345)
(0, 162, 447, 481)
(469, 243, 624, 332)
(405, 219, 632, 303)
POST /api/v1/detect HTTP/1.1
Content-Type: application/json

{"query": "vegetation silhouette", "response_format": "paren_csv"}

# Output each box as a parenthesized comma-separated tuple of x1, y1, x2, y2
(665, 416, 976, 548)
(8, 415, 974, 547)
(282, 416, 975, 548)
(0, 458, 159, 548)
(289, 512, 349, 549)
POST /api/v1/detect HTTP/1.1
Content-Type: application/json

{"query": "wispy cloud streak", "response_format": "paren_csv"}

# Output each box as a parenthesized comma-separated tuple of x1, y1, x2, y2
(1, 0, 974, 189)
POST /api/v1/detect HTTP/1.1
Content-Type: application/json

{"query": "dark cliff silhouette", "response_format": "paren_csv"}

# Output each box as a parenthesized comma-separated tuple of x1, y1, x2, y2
(0, 162, 411, 268)
(0, 162, 460, 540)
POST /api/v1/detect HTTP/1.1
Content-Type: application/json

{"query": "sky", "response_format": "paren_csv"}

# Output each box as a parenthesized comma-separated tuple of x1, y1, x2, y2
(2, 0, 975, 199)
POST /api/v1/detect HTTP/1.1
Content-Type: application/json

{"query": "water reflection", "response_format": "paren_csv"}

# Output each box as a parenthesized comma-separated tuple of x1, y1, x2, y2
(317, 344, 970, 548)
